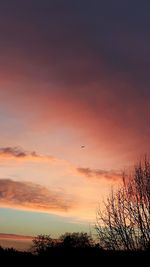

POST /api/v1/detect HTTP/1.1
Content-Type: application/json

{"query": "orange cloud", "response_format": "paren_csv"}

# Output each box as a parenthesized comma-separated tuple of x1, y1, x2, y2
(0, 179, 75, 213)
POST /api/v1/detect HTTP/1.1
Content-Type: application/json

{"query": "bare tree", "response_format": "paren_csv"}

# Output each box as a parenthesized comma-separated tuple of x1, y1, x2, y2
(96, 158, 150, 251)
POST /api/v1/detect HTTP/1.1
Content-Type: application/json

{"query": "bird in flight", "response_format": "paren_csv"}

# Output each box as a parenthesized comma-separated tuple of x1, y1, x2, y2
(81, 145, 85, 148)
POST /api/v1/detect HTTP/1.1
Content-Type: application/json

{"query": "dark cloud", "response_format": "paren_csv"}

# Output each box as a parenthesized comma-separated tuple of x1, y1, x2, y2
(0, 0, 149, 87)
(0, 147, 36, 158)
(77, 167, 121, 181)
(0, 147, 55, 161)
(0, 179, 74, 211)
(0, 1, 150, 158)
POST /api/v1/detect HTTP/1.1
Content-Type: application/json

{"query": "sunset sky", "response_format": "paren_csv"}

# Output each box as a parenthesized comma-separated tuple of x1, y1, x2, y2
(0, 0, 150, 243)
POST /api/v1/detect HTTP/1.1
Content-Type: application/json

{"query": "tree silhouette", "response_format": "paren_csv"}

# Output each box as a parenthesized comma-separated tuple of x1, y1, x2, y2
(32, 234, 54, 254)
(96, 158, 150, 251)
(60, 232, 93, 248)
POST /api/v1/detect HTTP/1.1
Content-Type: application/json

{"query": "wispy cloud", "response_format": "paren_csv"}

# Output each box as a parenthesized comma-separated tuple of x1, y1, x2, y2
(0, 147, 37, 158)
(0, 179, 75, 212)
(77, 167, 121, 181)
(0, 146, 57, 162)
(0, 233, 33, 241)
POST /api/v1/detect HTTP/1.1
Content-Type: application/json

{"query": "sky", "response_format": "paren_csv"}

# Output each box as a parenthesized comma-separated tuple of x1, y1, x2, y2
(0, 0, 150, 248)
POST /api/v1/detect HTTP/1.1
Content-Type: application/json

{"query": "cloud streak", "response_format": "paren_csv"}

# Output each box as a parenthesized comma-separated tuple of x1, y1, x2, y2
(0, 179, 74, 212)
(77, 167, 121, 181)
(0, 147, 38, 158)
(0, 233, 33, 241)
(0, 146, 58, 163)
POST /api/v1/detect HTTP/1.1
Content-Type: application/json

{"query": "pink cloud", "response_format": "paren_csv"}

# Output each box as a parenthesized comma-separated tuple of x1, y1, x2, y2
(0, 233, 33, 241)
(0, 179, 75, 213)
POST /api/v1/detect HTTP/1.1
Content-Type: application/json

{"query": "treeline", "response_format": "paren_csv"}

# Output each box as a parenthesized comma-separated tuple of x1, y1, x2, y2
(0, 239, 148, 266)
(0, 229, 149, 264)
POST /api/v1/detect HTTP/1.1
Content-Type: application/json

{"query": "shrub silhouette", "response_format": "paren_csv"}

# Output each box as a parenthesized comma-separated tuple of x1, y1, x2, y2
(59, 232, 93, 248)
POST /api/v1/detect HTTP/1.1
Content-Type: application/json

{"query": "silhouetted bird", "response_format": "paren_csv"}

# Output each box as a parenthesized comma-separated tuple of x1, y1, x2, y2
(81, 145, 85, 148)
